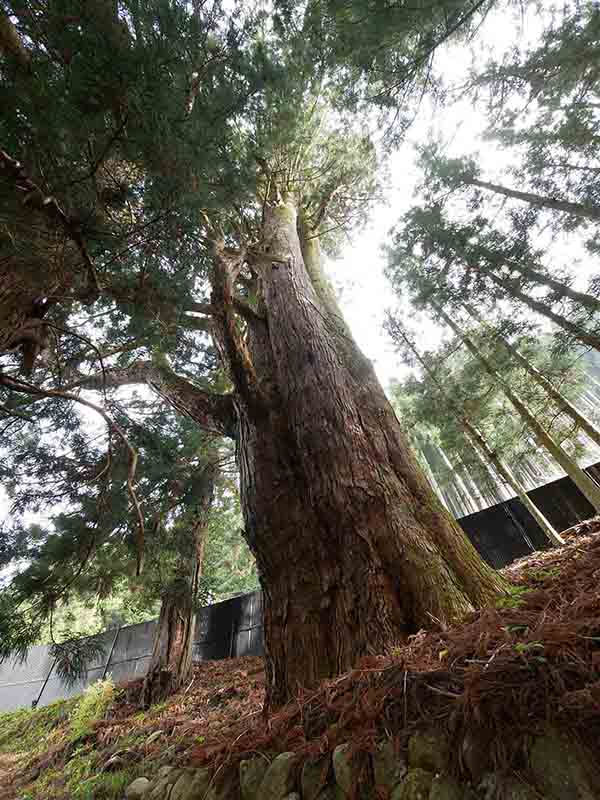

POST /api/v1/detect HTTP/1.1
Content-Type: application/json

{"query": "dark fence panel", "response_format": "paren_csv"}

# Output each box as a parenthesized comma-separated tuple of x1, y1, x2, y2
(108, 620, 157, 684)
(459, 463, 599, 568)
(193, 591, 263, 662)
(2, 463, 598, 712)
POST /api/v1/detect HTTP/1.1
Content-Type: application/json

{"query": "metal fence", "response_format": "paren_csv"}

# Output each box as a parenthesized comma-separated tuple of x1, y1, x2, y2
(0, 591, 263, 713)
(1, 460, 593, 714)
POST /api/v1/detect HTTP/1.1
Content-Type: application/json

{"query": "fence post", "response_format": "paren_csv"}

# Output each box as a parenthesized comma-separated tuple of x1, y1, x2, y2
(101, 626, 121, 680)
(32, 658, 56, 709)
(229, 617, 235, 659)
(247, 593, 254, 653)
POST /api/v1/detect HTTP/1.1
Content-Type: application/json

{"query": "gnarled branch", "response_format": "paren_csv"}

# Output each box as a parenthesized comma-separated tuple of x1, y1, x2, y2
(211, 242, 265, 411)
(70, 360, 237, 438)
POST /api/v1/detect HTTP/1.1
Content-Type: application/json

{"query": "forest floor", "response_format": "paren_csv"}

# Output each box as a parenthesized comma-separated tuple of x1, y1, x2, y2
(1, 521, 599, 799)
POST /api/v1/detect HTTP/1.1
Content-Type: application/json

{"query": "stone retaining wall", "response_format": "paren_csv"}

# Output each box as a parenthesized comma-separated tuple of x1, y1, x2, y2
(122, 727, 599, 799)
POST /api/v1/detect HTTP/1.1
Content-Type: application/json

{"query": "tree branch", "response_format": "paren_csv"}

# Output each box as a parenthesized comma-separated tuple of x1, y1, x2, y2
(69, 360, 237, 438)
(0, 373, 145, 575)
(0, 148, 100, 302)
(0, 8, 30, 71)
(103, 280, 213, 333)
(210, 242, 265, 410)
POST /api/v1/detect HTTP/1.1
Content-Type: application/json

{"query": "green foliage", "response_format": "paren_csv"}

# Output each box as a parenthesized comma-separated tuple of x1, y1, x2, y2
(0, 698, 75, 754)
(20, 758, 136, 800)
(60, 750, 136, 800)
(51, 636, 108, 688)
(292, 0, 493, 127)
(469, 4, 600, 234)
(69, 679, 116, 741)
(388, 321, 591, 516)
(494, 584, 531, 610)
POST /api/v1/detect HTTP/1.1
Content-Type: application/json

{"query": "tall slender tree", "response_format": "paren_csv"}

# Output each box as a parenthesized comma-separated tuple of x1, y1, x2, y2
(464, 301, 600, 451)
(433, 303, 600, 512)
(0, 390, 245, 693)
(141, 462, 216, 707)
(467, 2, 600, 238)
(417, 145, 600, 223)
(393, 203, 600, 354)
(388, 321, 564, 546)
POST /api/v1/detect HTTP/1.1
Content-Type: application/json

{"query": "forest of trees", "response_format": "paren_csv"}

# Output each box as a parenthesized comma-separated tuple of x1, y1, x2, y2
(1, 0, 600, 711)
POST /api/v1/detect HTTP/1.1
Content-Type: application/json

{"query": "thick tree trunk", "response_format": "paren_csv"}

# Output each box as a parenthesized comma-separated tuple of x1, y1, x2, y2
(224, 197, 507, 710)
(141, 466, 214, 707)
(436, 305, 600, 513)
(467, 176, 600, 222)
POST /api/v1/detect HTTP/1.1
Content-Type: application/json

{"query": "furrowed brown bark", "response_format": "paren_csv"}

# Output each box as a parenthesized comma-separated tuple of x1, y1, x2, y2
(141, 465, 215, 707)
(140, 579, 197, 707)
(220, 196, 506, 710)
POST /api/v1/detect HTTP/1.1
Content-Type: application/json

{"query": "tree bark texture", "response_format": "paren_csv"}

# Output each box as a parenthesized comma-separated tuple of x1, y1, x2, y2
(140, 579, 197, 708)
(213, 197, 506, 710)
(141, 465, 215, 707)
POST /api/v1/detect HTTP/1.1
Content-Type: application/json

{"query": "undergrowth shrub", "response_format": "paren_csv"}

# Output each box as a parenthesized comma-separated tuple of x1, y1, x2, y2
(70, 678, 116, 741)
(0, 698, 74, 754)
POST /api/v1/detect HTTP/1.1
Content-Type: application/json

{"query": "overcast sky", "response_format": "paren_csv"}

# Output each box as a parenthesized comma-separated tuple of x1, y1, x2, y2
(329, 0, 587, 386)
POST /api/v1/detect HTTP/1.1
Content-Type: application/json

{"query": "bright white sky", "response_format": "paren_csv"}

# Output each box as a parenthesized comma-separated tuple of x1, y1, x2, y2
(329, 0, 584, 386)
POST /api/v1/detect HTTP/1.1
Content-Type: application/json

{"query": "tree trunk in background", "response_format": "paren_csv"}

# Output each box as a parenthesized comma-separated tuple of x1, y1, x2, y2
(225, 197, 507, 711)
(436, 304, 600, 513)
(466, 176, 600, 222)
(141, 466, 214, 707)
(474, 246, 600, 315)
(465, 263, 600, 353)
(0, 8, 30, 70)
(462, 422, 563, 546)
(140, 578, 197, 708)
(464, 302, 600, 451)
(393, 323, 563, 546)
